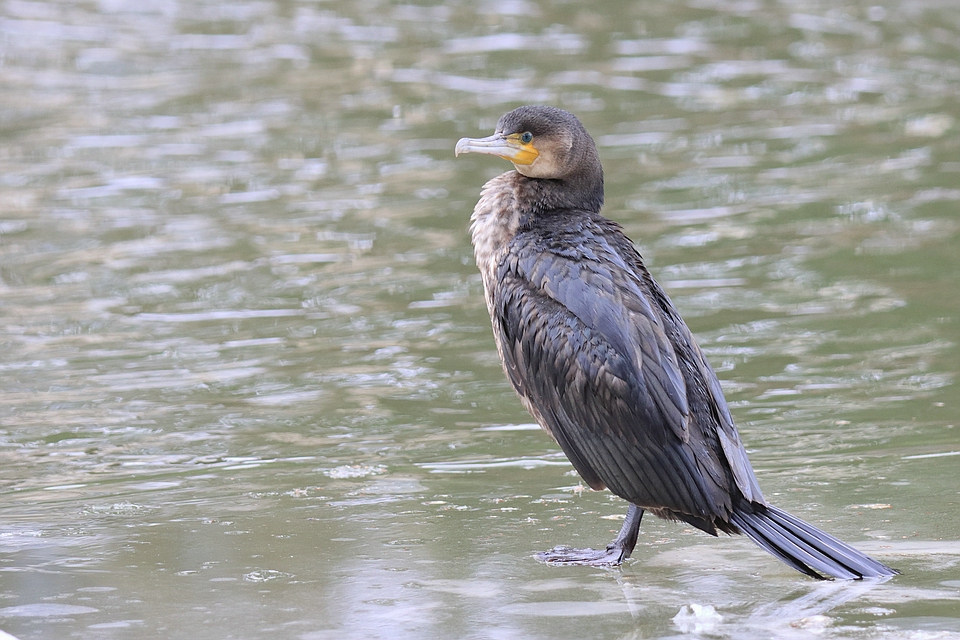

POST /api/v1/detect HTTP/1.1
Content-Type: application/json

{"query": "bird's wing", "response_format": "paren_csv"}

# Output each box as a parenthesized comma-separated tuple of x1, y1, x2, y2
(619, 237, 766, 507)
(492, 230, 722, 518)
(694, 341, 765, 504)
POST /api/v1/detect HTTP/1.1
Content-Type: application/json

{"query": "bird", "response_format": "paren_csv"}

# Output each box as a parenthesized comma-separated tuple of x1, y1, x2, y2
(454, 105, 898, 580)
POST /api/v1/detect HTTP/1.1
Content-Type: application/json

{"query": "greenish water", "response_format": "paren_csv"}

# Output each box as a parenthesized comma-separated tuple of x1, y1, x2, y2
(1, 0, 959, 638)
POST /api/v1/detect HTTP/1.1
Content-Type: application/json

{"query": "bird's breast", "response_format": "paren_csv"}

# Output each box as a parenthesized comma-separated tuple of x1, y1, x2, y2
(469, 173, 523, 311)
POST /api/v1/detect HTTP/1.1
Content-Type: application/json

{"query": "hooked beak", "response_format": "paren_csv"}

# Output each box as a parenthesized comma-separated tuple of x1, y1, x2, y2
(455, 133, 539, 165)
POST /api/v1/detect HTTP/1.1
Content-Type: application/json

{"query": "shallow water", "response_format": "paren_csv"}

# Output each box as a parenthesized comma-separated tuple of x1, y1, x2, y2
(1, 0, 959, 638)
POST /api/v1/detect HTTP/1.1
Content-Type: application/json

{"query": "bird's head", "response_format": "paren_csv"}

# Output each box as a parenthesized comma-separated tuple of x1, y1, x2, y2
(456, 105, 598, 181)
(456, 105, 604, 212)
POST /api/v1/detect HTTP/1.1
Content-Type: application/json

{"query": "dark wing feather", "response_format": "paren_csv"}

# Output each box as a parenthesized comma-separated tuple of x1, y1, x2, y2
(515, 237, 690, 444)
(492, 220, 726, 520)
(612, 230, 767, 507)
(697, 342, 765, 504)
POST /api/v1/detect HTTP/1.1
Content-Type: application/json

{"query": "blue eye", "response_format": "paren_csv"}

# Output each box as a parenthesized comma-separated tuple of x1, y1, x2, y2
(520, 132, 533, 144)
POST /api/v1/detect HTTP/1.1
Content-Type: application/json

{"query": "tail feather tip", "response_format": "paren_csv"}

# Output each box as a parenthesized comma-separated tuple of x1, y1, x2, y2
(732, 504, 898, 581)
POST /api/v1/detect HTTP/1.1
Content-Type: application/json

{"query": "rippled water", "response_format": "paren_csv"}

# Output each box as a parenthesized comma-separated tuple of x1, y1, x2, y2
(1, 0, 959, 638)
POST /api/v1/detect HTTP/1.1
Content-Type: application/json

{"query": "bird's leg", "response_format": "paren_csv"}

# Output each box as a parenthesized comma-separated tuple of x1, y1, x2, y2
(611, 503, 644, 559)
(536, 504, 644, 567)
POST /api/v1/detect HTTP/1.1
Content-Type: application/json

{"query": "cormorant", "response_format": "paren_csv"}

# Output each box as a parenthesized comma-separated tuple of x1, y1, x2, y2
(455, 105, 898, 580)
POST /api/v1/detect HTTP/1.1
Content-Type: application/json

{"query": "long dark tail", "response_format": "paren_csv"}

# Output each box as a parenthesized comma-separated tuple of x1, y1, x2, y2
(731, 503, 898, 580)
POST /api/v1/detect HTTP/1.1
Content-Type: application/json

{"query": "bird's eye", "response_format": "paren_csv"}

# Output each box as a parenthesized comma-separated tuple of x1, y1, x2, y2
(520, 132, 533, 144)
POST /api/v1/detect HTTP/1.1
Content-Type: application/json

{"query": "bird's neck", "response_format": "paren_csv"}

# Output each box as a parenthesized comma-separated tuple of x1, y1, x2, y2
(525, 172, 604, 217)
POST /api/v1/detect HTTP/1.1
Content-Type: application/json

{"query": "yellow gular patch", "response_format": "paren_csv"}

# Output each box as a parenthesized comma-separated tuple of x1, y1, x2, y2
(506, 133, 539, 165)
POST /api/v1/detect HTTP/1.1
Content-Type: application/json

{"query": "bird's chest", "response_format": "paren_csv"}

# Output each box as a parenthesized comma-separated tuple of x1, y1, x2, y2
(469, 175, 524, 312)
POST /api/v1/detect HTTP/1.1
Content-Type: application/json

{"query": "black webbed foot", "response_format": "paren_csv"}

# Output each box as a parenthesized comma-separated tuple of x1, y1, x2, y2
(535, 504, 644, 568)
(535, 544, 629, 566)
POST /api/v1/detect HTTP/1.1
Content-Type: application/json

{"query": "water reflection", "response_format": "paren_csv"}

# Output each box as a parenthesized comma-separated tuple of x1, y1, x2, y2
(1, 0, 959, 637)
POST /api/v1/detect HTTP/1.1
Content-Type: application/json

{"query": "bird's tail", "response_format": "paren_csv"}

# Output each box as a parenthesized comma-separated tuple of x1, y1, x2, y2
(731, 503, 898, 580)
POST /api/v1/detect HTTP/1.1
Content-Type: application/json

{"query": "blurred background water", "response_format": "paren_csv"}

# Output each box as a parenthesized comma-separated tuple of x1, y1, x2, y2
(1, 0, 959, 638)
